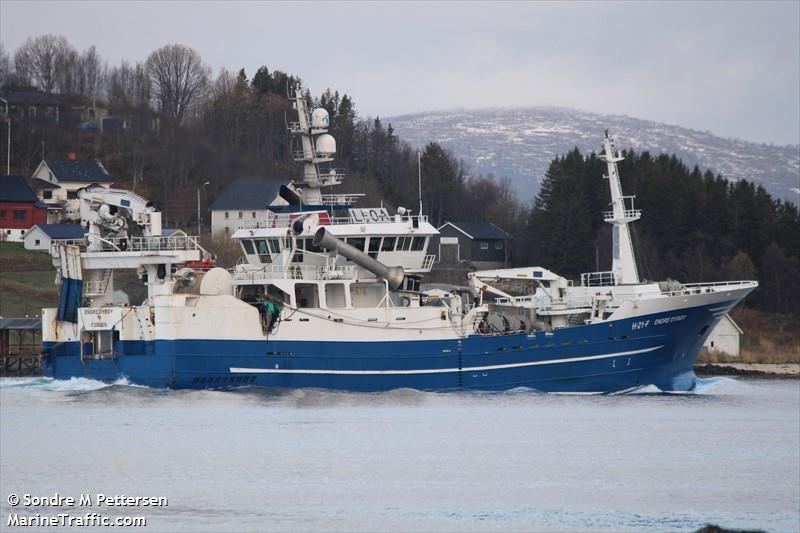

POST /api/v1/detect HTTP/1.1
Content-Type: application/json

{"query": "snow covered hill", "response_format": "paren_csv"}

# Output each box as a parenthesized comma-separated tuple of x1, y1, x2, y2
(387, 108, 799, 204)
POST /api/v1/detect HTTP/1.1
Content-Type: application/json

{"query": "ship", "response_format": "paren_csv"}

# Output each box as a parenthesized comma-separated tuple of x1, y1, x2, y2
(40, 89, 757, 393)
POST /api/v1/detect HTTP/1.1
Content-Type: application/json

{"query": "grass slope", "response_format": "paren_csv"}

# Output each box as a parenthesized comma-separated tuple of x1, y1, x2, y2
(0, 242, 145, 317)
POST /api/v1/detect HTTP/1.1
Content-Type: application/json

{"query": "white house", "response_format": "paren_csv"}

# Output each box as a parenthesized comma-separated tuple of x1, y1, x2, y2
(703, 314, 743, 357)
(30, 159, 114, 223)
(23, 224, 86, 251)
(210, 180, 286, 237)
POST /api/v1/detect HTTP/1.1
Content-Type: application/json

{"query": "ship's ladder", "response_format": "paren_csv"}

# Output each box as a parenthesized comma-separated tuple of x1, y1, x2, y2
(83, 269, 112, 297)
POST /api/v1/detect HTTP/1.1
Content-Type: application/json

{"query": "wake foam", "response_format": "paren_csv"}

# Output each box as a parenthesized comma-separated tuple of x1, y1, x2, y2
(0, 376, 146, 392)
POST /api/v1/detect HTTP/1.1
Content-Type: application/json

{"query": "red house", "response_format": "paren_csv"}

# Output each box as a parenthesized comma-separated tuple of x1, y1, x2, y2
(0, 175, 48, 242)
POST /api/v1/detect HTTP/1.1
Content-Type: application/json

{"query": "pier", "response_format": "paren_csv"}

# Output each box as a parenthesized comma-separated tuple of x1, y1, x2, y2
(0, 318, 42, 377)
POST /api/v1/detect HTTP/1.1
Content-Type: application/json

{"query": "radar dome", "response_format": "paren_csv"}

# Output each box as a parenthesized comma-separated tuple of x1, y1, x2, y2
(311, 108, 330, 129)
(315, 134, 336, 156)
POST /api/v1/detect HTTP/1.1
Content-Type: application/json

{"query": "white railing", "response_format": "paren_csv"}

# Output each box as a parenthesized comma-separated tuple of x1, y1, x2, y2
(237, 212, 430, 230)
(318, 173, 345, 187)
(287, 121, 304, 133)
(603, 209, 642, 221)
(233, 264, 356, 282)
(603, 195, 641, 221)
(321, 194, 364, 206)
(661, 280, 758, 297)
(90, 235, 200, 253)
(50, 235, 200, 253)
(421, 254, 436, 270)
(581, 271, 616, 286)
(494, 295, 591, 312)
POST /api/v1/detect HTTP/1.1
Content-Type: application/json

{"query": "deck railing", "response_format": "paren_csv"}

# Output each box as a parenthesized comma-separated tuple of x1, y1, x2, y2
(237, 212, 430, 230)
(233, 264, 356, 282)
(581, 271, 616, 287)
(51, 235, 200, 255)
(661, 280, 758, 297)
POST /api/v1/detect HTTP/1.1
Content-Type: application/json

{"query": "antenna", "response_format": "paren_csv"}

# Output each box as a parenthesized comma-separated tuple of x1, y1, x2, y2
(417, 125, 423, 216)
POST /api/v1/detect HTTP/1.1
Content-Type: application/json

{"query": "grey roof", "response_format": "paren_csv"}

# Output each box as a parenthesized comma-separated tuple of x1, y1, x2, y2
(209, 180, 283, 211)
(440, 221, 513, 240)
(0, 90, 60, 106)
(30, 177, 61, 189)
(30, 224, 85, 239)
(0, 175, 39, 202)
(0, 317, 41, 330)
(44, 160, 113, 183)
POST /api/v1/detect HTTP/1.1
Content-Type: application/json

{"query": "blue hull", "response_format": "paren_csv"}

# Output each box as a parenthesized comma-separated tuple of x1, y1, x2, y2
(42, 301, 731, 393)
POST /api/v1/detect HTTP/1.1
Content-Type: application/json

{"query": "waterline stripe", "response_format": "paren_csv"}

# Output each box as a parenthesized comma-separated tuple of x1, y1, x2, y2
(229, 345, 663, 376)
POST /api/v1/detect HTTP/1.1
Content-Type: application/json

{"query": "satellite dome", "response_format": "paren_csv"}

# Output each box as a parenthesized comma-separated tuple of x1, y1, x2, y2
(315, 134, 336, 156)
(311, 108, 330, 129)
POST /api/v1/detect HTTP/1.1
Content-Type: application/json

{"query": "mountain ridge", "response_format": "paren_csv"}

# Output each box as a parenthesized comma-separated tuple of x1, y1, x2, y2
(386, 107, 800, 204)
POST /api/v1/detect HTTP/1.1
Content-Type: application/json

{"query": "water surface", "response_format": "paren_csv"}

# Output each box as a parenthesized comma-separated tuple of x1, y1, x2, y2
(1, 377, 798, 532)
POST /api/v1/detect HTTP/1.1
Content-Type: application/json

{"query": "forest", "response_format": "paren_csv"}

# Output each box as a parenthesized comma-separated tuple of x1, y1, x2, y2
(1, 36, 798, 315)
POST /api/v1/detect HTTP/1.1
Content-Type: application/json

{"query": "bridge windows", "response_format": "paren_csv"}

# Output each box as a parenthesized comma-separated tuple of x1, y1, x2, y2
(368, 237, 381, 259)
(254, 239, 271, 263)
(381, 237, 396, 252)
(345, 237, 366, 251)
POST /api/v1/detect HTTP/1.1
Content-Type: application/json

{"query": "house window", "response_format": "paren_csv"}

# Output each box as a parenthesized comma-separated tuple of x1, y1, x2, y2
(67, 191, 78, 200)
(43, 190, 53, 199)
(480, 241, 489, 250)
(29, 106, 37, 118)
(35, 239, 41, 246)
(224, 212, 229, 220)
(495, 242, 503, 250)
(13, 210, 26, 221)
(0, 210, 6, 219)
(238, 211, 243, 219)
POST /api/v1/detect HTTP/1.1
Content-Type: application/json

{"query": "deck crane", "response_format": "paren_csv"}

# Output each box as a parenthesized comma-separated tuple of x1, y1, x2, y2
(78, 186, 162, 251)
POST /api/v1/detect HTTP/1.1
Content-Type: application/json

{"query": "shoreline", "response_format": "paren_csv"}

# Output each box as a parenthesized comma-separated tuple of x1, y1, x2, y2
(695, 362, 800, 378)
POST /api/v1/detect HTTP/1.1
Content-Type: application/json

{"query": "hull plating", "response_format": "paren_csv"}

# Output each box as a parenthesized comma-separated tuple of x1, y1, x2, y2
(42, 300, 731, 393)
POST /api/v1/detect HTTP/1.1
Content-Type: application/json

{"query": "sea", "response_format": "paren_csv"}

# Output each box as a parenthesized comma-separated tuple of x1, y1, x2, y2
(1, 377, 798, 532)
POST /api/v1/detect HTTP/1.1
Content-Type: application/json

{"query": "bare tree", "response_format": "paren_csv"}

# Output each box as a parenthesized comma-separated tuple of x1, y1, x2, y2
(54, 45, 79, 93)
(78, 46, 106, 102)
(145, 44, 210, 125)
(109, 61, 135, 108)
(109, 60, 150, 110)
(0, 42, 11, 86)
(14, 35, 75, 93)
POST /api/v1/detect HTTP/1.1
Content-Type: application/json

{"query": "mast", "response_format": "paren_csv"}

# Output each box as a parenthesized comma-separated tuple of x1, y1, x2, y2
(600, 131, 640, 285)
(288, 87, 343, 206)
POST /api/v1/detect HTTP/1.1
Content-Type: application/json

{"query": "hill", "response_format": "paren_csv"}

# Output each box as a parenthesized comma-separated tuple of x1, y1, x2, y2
(387, 107, 800, 204)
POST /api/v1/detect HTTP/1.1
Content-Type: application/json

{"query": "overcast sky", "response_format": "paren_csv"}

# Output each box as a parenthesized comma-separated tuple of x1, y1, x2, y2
(2, 1, 798, 145)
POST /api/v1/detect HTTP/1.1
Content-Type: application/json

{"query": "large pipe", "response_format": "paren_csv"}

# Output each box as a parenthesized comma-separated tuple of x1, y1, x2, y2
(313, 227, 405, 290)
